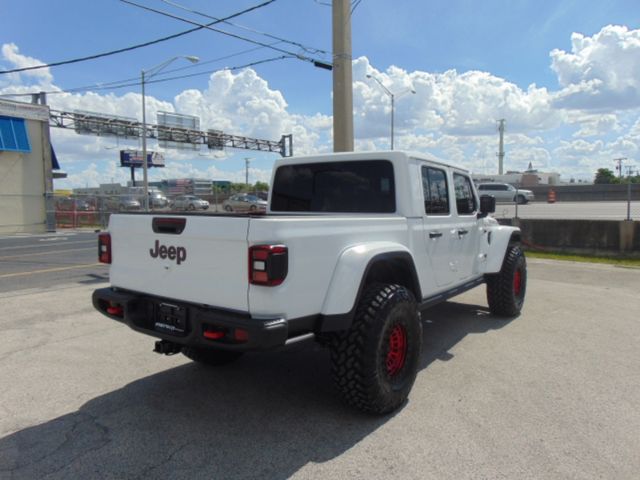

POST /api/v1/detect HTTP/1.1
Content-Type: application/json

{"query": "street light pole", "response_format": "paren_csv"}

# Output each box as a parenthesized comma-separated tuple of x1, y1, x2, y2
(390, 93, 395, 150)
(366, 74, 415, 150)
(141, 69, 147, 199)
(140, 55, 199, 211)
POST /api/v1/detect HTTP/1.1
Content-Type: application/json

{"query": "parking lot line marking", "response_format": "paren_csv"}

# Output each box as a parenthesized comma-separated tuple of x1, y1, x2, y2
(0, 263, 102, 278)
(0, 247, 95, 261)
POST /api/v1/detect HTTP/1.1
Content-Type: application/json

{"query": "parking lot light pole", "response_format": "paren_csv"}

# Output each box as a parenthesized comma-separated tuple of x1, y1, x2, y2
(141, 55, 199, 211)
(366, 74, 415, 150)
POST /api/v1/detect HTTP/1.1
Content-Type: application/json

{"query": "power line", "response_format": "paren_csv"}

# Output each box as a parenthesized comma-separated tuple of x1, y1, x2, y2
(120, 0, 332, 69)
(162, 0, 329, 56)
(0, 56, 292, 97)
(154, 44, 274, 75)
(0, 0, 277, 75)
(1, 45, 280, 97)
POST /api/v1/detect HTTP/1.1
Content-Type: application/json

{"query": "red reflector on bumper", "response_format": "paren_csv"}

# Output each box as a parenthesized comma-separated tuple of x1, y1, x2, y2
(106, 305, 123, 316)
(203, 329, 225, 340)
(234, 328, 249, 342)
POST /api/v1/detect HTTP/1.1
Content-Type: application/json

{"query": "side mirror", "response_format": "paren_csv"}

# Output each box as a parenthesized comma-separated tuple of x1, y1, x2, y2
(478, 195, 496, 218)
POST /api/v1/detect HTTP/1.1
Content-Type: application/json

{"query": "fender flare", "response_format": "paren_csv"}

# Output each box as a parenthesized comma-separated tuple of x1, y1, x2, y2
(319, 242, 421, 332)
(484, 226, 522, 273)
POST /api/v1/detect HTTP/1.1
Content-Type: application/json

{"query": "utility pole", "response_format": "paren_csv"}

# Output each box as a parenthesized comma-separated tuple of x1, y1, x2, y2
(245, 157, 252, 186)
(332, 0, 354, 152)
(614, 157, 627, 179)
(497, 119, 505, 175)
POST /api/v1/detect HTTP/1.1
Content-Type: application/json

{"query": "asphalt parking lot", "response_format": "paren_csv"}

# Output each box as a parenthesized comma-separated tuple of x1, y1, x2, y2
(0, 253, 638, 479)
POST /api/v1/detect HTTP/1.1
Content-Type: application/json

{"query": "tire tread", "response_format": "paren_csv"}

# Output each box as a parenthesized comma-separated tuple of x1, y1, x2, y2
(330, 283, 421, 414)
(486, 245, 526, 316)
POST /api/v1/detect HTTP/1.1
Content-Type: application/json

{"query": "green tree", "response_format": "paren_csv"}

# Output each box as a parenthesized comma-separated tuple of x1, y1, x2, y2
(594, 168, 619, 184)
(229, 182, 249, 193)
(254, 181, 269, 192)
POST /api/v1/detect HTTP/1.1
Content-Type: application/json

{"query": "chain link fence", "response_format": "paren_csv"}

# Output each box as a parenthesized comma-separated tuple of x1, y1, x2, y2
(43, 190, 270, 231)
(1, 186, 638, 234)
(489, 184, 640, 221)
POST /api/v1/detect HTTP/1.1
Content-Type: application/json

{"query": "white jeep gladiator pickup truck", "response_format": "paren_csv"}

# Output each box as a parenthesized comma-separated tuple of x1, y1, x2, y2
(93, 151, 527, 414)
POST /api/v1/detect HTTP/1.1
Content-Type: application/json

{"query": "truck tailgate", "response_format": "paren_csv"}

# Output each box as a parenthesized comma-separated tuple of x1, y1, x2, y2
(109, 214, 249, 311)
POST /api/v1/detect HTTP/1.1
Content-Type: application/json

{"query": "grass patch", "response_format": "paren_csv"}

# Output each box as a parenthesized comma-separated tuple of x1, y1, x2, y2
(525, 250, 640, 267)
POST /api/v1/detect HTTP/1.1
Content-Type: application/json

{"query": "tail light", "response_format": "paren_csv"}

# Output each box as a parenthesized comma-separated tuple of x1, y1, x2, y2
(249, 244, 288, 286)
(98, 233, 112, 264)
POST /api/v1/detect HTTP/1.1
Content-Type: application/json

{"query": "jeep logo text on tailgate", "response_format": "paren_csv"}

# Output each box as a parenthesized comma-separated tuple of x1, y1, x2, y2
(150, 240, 187, 265)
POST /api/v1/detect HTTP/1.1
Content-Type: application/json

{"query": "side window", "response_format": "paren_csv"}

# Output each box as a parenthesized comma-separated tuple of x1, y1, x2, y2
(453, 173, 477, 215)
(421, 166, 449, 215)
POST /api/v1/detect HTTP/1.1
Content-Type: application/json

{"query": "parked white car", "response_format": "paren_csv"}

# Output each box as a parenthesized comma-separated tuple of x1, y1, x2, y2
(169, 195, 209, 211)
(222, 193, 267, 213)
(477, 183, 534, 204)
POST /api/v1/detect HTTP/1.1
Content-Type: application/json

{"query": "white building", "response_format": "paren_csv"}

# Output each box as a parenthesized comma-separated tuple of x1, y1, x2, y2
(472, 162, 561, 187)
(0, 99, 57, 234)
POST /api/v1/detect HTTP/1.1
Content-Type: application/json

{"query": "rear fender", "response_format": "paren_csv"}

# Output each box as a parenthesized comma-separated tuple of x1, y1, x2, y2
(320, 242, 419, 321)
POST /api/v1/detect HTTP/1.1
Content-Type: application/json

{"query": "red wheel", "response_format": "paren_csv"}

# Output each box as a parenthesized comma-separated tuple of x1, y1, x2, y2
(513, 269, 522, 296)
(386, 324, 407, 376)
(330, 283, 422, 414)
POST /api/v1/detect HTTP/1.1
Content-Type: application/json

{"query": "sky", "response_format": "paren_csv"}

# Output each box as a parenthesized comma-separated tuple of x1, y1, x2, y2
(1, 0, 639, 188)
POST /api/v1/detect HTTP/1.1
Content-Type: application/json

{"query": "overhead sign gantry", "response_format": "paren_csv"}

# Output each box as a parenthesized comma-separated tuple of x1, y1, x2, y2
(48, 109, 293, 157)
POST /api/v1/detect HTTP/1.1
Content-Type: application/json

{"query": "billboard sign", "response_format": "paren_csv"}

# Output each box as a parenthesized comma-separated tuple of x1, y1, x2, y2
(120, 150, 165, 168)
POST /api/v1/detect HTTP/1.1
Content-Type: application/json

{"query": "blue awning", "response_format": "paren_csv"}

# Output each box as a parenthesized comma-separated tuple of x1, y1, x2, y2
(51, 145, 60, 170)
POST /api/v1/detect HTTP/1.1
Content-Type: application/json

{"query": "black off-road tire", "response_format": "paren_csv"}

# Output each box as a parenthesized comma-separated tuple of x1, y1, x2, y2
(486, 245, 527, 316)
(182, 346, 243, 366)
(330, 283, 422, 414)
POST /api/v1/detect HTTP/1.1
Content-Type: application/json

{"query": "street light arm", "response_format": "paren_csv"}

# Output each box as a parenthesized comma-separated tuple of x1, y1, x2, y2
(366, 73, 416, 151)
(143, 55, 199, 79)
(394, 87, 416, 99)
(366, 74, 392, 97)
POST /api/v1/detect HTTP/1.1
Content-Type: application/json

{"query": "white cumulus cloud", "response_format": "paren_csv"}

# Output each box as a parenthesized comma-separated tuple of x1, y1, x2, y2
(3, 24, 640, 189)
(551, 25, 640, 110)
(1, 43, 53, 84)
(354, 56, 559, 142)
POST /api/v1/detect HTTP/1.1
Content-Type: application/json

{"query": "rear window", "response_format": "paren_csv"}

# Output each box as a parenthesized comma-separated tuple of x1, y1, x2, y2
(271, 160, 395, 213)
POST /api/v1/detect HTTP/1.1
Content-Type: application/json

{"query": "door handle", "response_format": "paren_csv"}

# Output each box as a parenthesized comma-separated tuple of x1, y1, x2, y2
(458, 229, 469, 236)
(429, 231, 443, 239)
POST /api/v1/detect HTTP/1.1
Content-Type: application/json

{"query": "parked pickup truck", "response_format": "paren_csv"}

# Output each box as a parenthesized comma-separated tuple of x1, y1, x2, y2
(93, 151, 527, 414)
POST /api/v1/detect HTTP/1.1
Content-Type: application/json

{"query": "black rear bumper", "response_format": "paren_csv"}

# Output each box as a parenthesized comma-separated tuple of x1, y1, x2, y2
(92, 287, 314, 352)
